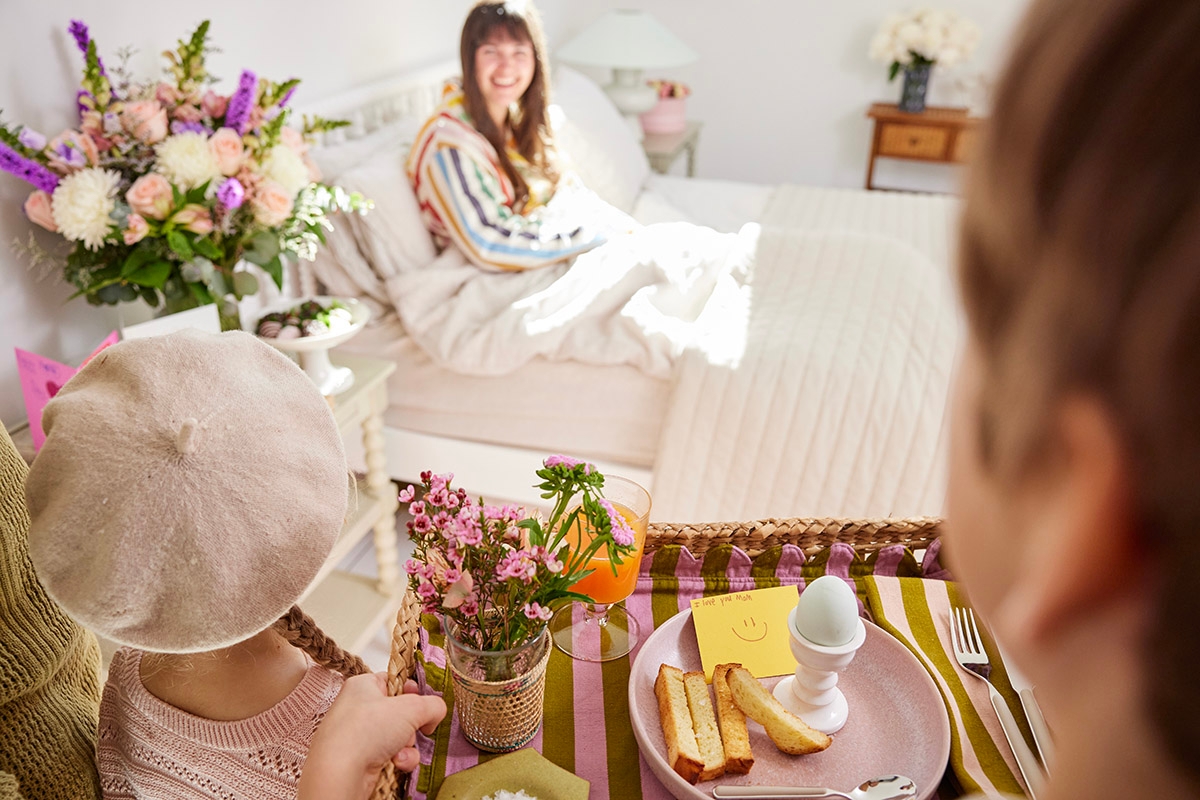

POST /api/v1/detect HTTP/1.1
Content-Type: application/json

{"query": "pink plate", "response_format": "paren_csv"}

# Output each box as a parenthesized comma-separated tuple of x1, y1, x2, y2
(628, 610, 950, 800)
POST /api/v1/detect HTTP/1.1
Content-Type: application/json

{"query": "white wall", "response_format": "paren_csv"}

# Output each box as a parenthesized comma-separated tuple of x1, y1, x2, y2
(543, 0, 1028, 188)
(1, 0, 1030, 426)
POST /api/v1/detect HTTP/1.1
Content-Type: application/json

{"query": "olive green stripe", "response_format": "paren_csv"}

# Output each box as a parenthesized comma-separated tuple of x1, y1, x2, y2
(898, 579, 1024, 795)
(416, 621, 455, 796)
(750, 547, 783, 586)
(651, 547, 683, 628)
(701, 546, 733, 596)
(944, 583, 1035, 749)
(602, 644, 641, 800)
(541, 646, 575, 773)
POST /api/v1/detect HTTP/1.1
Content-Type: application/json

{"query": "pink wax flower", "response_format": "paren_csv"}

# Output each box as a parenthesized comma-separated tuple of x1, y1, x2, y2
(23, 190, 57, 232)
(125, 173, 174, 220)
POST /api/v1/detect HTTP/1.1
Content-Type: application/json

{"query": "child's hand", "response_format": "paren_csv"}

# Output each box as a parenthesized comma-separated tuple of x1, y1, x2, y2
(299, 672, 447, 800)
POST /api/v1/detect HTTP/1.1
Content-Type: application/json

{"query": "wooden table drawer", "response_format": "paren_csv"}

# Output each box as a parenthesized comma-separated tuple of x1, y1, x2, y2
(878, 124, 949, 159)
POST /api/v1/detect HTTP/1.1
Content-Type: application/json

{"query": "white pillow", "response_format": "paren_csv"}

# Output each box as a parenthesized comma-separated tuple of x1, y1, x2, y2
(550, 64, 651, 213)
(309, 116, 421, 183)
(337, 143, 437, 276)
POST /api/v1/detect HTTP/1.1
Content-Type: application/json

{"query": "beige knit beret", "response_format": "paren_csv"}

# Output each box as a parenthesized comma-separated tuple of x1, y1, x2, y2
(25, 329, 348, 654)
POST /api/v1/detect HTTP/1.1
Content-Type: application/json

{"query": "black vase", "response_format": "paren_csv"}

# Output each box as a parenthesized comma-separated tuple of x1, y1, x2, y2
(899, 63, 932, 113)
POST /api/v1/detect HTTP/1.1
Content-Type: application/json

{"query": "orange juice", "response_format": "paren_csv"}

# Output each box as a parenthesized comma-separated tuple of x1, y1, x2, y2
(565, 502, 647, 605)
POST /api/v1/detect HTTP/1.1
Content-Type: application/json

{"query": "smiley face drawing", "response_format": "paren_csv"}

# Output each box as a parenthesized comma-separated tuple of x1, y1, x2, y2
(732, 616, 769, 643)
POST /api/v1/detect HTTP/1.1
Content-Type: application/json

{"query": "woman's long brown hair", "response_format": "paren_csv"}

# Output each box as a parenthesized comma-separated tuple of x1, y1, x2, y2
(459, 0, 557, 209)
(272, 605, 370, 678)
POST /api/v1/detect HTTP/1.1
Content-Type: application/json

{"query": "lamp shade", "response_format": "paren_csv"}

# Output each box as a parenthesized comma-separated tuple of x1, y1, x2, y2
(557, 9, 699, 70)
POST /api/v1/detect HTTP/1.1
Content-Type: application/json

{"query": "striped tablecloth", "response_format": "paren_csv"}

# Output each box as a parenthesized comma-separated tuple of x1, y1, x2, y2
(410, 541, 1016, 800)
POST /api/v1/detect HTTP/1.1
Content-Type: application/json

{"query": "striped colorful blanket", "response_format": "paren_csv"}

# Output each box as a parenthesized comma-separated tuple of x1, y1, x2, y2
(409, 541, 1028, 799)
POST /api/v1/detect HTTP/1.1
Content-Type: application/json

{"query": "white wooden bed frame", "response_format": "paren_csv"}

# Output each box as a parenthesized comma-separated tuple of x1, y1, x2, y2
(297, 61, 654, 506)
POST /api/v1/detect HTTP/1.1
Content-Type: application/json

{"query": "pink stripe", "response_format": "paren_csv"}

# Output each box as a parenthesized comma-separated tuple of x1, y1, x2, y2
(871, 577, 1004, 796)
(571, 602, 611, 798)
(776, 544, 807, 581)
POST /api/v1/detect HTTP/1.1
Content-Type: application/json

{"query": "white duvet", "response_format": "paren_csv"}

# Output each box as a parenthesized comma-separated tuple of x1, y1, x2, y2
(364, 183, 961, 521)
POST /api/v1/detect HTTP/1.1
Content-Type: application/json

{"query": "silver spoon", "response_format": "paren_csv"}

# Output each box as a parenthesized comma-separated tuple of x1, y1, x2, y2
(712, 774, 917, 800)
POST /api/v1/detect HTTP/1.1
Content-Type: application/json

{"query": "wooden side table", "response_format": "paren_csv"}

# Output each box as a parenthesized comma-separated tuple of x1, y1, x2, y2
(864, 103, 981, 191)
(643, 121, 702, 177)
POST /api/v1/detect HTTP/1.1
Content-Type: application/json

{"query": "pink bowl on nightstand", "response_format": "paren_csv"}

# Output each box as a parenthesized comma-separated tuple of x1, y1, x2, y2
(641, 97, 688, 135)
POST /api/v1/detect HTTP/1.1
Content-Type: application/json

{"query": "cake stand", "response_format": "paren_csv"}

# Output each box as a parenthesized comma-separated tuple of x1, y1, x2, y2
(254, 296, 370, 396)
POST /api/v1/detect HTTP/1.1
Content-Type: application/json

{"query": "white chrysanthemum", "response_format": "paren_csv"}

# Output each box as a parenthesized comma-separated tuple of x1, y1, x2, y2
(51, 168, 121, 251)
(259, 145, 311, 198)
(155, 132, 220, 190)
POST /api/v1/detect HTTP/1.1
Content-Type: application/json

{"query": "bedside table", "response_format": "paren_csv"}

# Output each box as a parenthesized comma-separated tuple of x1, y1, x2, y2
(643, 121, 702, 177)
(865, 103, 981, 191)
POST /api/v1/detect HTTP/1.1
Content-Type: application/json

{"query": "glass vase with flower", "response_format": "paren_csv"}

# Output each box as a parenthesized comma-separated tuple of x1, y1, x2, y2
(868, 8, 981, 113)
(401, 457, 640, 752)
(1, 19, 371, 330)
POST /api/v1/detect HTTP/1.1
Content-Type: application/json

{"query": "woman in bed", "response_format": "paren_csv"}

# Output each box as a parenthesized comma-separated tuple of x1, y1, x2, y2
(406, 0, 610, 272)
(947, 0, 1200, 797)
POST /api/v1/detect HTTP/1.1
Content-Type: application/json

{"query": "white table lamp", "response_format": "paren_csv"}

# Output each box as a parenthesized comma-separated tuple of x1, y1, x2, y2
(556, 10, 698, 138)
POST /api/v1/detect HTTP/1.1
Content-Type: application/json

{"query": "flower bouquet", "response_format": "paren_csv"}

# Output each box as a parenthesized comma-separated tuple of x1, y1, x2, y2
(869, 9, 981, 112)
(641, 79, 691, 135)
(0, 20, 369, 329)
(647, 79, 691, 100)
(402, 456, 638, 751)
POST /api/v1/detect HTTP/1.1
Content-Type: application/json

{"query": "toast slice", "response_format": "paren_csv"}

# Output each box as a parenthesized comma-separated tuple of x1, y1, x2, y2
(683, 670, 726, 781)
(727, 666, 833, 755)
(712, 663, 755, 774)
(655, 664, 705, 783)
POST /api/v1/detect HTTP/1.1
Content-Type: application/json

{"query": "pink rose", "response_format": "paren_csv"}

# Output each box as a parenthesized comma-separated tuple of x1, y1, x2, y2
(201, 90, 228, 119)
(122, 100, 168, 144)
(125, 173, 174, 220)
(171, 204, 213, 235)
(208, 128, 245, 176)
(23, 191, 56, 232)
(123, 213, 149, 245)
(250, 180, 294, 227)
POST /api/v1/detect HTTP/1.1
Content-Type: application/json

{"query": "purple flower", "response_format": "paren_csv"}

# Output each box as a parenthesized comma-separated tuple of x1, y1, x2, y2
(0, 142, 59, 193)
(223, 70, 258, 134)
(17, 129, 46, 151)
(75, 91, 91, 119)
(279, 81, 297, 108)
(68, 20, 106, 76)
(544, 454, 583, 469)
(216, 177, 245, 210)
(599, 498, 635, 546)
(170, 120, 207, 136)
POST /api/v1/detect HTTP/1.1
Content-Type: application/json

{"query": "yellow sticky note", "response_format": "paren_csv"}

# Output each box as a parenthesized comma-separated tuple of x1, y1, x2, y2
(690, 585, 798, 681)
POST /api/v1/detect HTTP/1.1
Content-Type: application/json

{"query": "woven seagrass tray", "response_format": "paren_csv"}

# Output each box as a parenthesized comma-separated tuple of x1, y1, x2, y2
(369, 515, 943, 799)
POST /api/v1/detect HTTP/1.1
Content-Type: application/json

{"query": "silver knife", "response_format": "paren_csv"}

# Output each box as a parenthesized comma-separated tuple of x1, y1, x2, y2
(1002, 649, 1055, 775)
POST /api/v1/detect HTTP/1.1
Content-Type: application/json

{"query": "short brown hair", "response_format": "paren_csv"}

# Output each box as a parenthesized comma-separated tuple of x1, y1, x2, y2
(959, 0, 1200, 778)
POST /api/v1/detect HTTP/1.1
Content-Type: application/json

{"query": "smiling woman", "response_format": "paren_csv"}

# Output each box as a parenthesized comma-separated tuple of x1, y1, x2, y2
(406, 0, 609, 272)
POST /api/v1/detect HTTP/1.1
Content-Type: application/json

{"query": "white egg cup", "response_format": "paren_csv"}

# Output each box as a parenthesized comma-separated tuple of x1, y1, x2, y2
(773, 606, 867, 734)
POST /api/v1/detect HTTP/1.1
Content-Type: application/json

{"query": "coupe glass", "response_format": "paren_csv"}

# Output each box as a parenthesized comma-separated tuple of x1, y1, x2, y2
(549, 474, 651, 662)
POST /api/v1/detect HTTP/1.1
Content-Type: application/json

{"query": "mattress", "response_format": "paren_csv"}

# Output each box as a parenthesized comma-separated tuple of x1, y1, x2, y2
(339, 317, 671, 467)
(634, 175, 774, 232)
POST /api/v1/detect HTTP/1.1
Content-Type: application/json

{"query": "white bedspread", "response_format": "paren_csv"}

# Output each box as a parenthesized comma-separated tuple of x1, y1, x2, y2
(651, 186, 962, 521)
(390, 220, 759, 379)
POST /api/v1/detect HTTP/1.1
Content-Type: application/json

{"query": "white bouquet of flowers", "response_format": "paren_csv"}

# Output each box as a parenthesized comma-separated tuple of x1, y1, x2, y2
(869, 8, 981, 80)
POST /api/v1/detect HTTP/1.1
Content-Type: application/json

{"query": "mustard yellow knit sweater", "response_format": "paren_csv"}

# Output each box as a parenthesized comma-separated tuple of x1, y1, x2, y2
(0, 426, 101, 800)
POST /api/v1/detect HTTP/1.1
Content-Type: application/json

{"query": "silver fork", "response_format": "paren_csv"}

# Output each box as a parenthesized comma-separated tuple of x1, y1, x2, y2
(950, 607, 1046, 799)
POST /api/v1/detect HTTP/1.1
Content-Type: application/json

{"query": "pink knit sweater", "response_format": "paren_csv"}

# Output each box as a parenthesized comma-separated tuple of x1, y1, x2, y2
(97, 647, 344, 799)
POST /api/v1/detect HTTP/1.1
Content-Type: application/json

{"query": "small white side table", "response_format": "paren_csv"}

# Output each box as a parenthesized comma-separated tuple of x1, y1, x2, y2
(642, 121, 703, 177)
(299, 353, 404, 654)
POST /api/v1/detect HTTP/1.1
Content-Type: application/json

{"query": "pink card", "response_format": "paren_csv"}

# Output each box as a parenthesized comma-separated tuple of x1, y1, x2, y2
(15, 331, 119, 451)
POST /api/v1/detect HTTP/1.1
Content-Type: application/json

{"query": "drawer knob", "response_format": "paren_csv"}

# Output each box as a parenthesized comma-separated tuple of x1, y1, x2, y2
(909, 136, 919, 145)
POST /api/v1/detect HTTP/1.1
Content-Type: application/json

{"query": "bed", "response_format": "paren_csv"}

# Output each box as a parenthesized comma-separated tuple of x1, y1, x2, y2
(293, 60, 962, 522)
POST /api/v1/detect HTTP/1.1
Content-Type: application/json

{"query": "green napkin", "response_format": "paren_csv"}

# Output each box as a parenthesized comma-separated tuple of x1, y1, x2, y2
(863, 575, 1034, 798)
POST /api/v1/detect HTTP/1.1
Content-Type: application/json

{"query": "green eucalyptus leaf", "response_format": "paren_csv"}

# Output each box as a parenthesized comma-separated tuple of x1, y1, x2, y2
(232, 269, 259, 298)
(126, 260, 172, 288)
